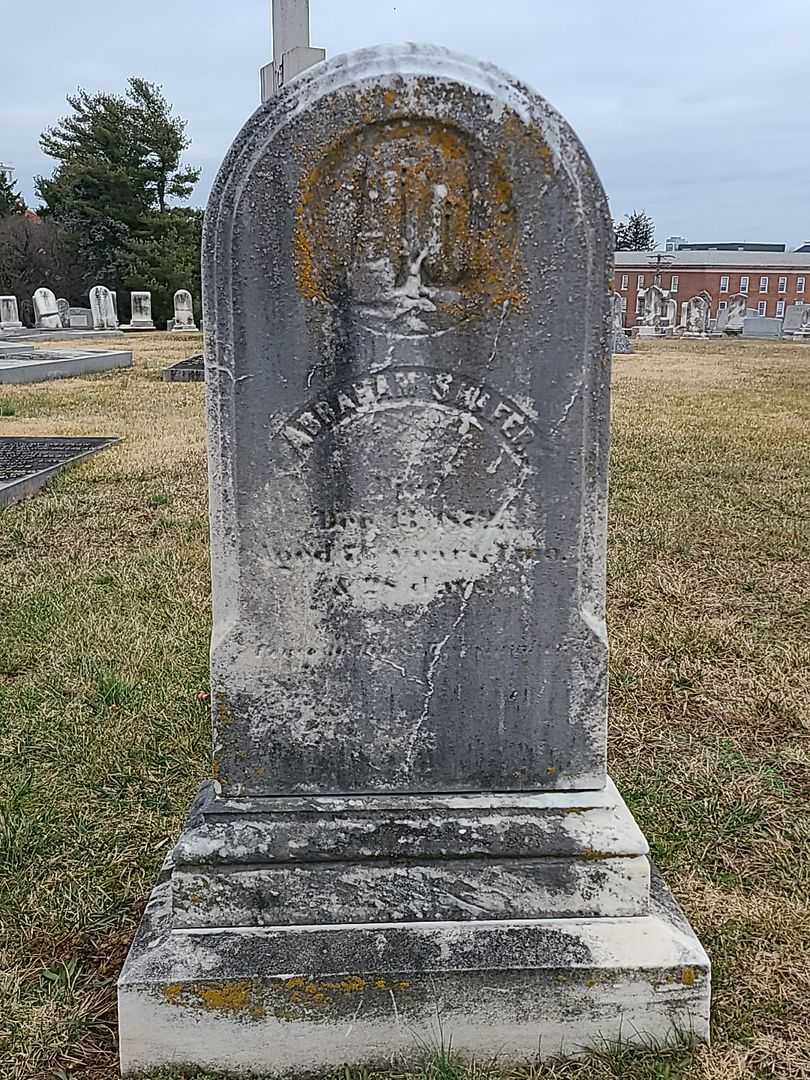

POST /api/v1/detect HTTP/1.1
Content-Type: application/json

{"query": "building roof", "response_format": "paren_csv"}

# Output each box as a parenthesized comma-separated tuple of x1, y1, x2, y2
(615, 250, 810, 269)
(676, 242, 786, 253)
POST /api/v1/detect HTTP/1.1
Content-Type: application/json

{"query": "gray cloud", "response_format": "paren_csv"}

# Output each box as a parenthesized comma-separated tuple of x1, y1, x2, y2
(2, 0, 808, 246)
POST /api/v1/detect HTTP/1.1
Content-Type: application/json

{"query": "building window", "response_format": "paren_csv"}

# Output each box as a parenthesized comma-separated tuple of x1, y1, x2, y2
(620, 274, 628, 290)
(776, 300, 786, 317)
(778, 276, 787, 293)
(621, 296, 627, 312)
(720, 275, 729, 293)
(758, 300, 767, 316)
(759, 276, 769, 293)
(740, 276, 749, 294)
(670, 275, 679, 292)
(637, 275, 644, 289)
(798, 276, 806, 293)
(718, 301, 728, 311)
(635, 295, 644, 314)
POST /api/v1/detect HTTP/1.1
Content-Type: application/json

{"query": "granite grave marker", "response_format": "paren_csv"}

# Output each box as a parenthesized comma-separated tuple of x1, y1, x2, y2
(123, 290, 156, 331)
(118, 43, 710, 1074)
(0, 436, 119, 507)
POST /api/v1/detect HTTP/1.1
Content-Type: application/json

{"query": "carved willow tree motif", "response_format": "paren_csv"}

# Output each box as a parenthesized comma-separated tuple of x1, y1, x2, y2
(295, 120, 522, 336)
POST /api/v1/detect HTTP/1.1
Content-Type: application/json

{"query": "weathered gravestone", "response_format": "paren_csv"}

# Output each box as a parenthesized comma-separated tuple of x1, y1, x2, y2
(637, 283, 671, 337)
(611, 292, 632, 353)
(123, 291, 156, 331)
(56, 297, 70, 329)
(171, 288, 199, 332)
(721, 293, 747, 334)
(68, 306, 94, 330)
(681, 294, 710, 337)
(118, 44, 710, 1074)
(742, 317, 782, 339)
(0, 295, 23, 330)
(784, 304, 810, 339)
(90, 285, 118, 330)
(33, 287, 61, 330)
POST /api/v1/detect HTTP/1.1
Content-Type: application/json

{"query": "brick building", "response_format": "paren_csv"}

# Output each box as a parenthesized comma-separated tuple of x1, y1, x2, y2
(614, 250, 810, 327)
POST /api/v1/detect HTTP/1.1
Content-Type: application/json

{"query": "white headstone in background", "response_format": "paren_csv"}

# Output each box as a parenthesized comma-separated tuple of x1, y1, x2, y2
(723, 294, 747, 335)
(171, 289, 198, 332)
(57, 298, 70, 329)
(90, 285, 118, 330)
(123, 291, 155, 331)
(33, 287, 61, 330)
(0, 295, 22, 329)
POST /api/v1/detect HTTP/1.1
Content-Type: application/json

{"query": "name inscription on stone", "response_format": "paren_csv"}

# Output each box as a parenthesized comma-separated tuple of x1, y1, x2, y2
(281, 365, 536, 456)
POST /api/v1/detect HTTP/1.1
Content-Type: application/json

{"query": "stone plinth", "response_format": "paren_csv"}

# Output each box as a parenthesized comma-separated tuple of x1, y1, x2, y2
(119, 43, 710, 1074)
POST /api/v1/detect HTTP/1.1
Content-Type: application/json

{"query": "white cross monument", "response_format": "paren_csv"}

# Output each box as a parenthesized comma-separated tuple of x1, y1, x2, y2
(260, 0, 326, 102)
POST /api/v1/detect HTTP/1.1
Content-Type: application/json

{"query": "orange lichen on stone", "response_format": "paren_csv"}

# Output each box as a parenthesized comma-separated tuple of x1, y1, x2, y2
(681, 966, 696, 987)
(293, 116, 525, 320)
(197, 981, 253, 1012)
(162, 983, 184, 1003)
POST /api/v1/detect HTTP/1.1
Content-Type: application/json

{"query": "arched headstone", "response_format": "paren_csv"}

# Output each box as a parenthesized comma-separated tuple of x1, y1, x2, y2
(89, 286, 118, 330)
(119, 43, 709, 1073)
(171, 288, 198, 332)
(33, 287, 61, 330)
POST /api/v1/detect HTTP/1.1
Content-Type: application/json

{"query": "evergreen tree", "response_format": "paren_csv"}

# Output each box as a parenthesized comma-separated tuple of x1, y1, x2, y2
(0, 172, 24, 216)
(615, 210, 656, 251)
(36, 79, 201, 289)
(126, 207, 203, 327)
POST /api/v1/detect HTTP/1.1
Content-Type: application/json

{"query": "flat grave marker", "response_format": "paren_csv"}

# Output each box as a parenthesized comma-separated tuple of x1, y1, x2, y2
(0, 347, 133, 385)
(0, 436, 119, 507)
(162, 354, 204, 382)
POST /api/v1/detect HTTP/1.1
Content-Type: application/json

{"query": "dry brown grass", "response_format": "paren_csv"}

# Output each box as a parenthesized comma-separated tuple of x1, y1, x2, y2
(0, 333, 808, 1079)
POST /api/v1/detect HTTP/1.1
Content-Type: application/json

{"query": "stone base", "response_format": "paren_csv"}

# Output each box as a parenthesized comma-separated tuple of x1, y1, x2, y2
(121, 323, 155, 332)
(118, 870, 709, 1075)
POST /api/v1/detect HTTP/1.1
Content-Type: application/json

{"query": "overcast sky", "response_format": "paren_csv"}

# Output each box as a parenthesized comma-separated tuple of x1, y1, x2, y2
(2, 1, 809, 248)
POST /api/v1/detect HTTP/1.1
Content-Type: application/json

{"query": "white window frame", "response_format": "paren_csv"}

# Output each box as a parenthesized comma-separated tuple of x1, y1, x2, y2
(797, 276, 806, 294)
(718, 300, 728, 311)
(759, 276, 769, 293)
(637, 275, 645, 289)
(776, 300, 786, 317)
(778, 276, 787, 293)
(757, 300, 768, 316)
(720, 275, 729, 293)
(620, 274, 628, 290)
(740, 275, 749, 294)
(621, 296, 627, 312)
(670, 274, 679, 292)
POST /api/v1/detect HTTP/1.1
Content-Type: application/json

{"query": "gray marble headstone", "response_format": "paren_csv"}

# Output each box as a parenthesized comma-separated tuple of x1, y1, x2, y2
(784, 304, 809, 335)
(118, 43, 709, 1075)
(682, 294, 710, 337)
(611, 291, 632, 353)
(724, 293, 747, 334)
(56, 298, 70, 329)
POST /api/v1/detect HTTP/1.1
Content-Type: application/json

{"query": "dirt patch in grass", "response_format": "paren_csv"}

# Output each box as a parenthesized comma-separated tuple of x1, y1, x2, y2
(0, 334, 808, 1079)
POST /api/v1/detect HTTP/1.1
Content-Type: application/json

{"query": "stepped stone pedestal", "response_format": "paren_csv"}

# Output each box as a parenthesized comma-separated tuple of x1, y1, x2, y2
(118, 43, 710, 1075)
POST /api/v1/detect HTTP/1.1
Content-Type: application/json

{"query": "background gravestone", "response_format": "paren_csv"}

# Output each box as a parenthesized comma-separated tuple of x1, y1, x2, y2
(118, 43, 710, 1075)
(0, 296, 22, 330)
(171, 288, 199, 332)
(90, 285, 118, 330)
(33, 287, 61, 330)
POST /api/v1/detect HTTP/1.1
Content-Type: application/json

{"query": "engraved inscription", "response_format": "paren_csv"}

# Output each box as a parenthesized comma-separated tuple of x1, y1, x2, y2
(281, 366, 536, 457)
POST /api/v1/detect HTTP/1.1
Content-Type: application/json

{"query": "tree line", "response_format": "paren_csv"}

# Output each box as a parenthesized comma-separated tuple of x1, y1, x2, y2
(0, 78, 202, 327)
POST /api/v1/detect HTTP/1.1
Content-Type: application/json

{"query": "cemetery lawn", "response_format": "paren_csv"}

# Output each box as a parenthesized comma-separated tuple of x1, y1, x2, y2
(0, 333, 808, 1080)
